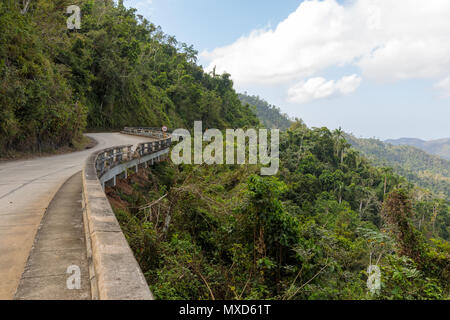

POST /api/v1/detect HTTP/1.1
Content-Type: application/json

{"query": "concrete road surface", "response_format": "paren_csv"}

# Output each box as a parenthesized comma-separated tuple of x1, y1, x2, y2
(0, 133, 154, 299)
(14, 172, 91, 300)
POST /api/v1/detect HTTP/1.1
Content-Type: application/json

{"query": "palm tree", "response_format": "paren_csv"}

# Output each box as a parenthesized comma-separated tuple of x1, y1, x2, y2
(333, 127, 348, 165)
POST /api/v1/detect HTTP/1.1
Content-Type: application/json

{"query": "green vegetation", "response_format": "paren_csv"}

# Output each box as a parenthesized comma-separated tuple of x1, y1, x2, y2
(2, 0, 448, 301)
(109, 122, 449, 300)
(385, 138, 450, 161)
(0, 0, 258, 154)
(346, 134, 450, 199)
(0, 1, 86, 153)
(238, 93, 292, 130)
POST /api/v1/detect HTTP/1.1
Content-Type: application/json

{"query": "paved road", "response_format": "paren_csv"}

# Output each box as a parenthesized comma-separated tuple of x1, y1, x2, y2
(0, 133, 153, 299)
(15, 172, 91, 300)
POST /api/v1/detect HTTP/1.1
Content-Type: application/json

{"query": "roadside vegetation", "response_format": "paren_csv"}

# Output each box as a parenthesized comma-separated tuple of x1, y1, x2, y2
(108, 122, 449, 300)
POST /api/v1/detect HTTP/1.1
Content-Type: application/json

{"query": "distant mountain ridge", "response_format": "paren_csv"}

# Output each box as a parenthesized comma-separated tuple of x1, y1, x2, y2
(385, 138, 450, 161)
(346, 134, 450, 199)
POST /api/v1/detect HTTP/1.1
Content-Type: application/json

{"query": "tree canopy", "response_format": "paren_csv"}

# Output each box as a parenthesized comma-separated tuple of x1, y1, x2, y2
(0, 0, 259, 153)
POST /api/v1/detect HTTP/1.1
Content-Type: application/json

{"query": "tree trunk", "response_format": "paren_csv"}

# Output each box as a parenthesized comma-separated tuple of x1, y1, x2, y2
(432, 204, 438, 234)
(162, 204, 172, 236)
(21, 0, 31, 14)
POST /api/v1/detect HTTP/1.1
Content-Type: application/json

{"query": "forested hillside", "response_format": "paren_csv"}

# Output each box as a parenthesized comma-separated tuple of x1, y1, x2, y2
(347, 135, 450, 199)
(385, 138, 450, 161)
(238, 93, 292, 130)
(2, 0, 449, 300)
(108, 121, 450, 300)
(0, 0, 258, 154)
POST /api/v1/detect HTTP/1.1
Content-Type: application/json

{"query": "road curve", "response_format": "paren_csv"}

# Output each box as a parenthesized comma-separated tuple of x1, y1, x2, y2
(0, 133, 155, 299)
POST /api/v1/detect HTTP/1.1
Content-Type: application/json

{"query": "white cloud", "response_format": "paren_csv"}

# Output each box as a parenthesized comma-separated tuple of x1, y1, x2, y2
(436, 76, 450, 97)
(288, 74, 362, 104)
(202, 0, 450, 93)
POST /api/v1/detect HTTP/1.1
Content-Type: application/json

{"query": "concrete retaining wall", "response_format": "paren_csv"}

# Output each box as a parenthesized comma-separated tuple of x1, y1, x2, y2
(81, 149, 155, 300)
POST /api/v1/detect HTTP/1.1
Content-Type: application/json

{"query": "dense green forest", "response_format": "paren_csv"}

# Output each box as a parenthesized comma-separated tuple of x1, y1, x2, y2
(238, 93, 292, 130)
(347, 135, 450, 200)
(109, 121, 449, 299)
(0, 0, 258, 154)
(236, 92, 449, 200)
(385, 138, 450, 161)
(1, 1, 449, 300)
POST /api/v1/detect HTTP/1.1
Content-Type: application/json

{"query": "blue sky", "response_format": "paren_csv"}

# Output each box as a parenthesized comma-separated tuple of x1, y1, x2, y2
(124, 0, 450, 140)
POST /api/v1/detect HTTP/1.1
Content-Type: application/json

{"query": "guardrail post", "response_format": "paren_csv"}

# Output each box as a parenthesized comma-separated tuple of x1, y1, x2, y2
(126, 146, 132, 161)
(108, 150, 114, 170)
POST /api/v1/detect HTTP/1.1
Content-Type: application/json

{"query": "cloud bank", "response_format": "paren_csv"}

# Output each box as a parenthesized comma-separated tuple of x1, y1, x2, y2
(202, 0, 450, 103)
(288, 74, 362, 104)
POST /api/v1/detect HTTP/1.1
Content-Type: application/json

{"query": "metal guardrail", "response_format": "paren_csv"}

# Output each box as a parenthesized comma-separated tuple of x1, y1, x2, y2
(95, 130, 172, 181)
(122, 127, 170, 139)
(123, 127, 186, 140)
(123, 126, 175, 134)
(135, 139, 172, 157)
(95, 145, 133, 177)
